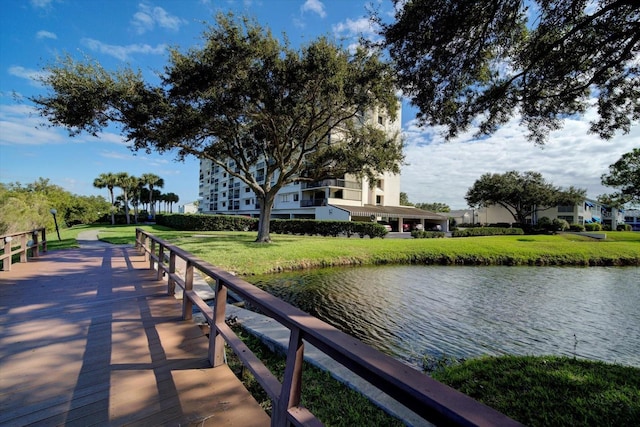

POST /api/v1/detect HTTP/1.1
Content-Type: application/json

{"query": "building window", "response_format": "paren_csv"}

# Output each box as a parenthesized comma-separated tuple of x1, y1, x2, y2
(293, 193, 299, 202)
(378, 115, 384, 125)
(558, 205, 574, 212)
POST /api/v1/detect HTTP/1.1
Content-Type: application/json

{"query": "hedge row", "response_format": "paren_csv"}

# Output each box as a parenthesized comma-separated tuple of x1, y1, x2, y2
(156, 214, 258, 231)
(271, 219, 388, 238)
(411, 230, 446, 239)
(156, 214, 388, 238)
(452, 227, 524, 237)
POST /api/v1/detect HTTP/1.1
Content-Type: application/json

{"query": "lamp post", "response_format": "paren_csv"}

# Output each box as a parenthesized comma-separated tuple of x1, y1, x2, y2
(50, 208, 61, 241)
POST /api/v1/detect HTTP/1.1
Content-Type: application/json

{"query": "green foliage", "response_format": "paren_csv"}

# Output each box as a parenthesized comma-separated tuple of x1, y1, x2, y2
(410, 230, 445, 239)
(600, 148, 640, 206)
(617, 224, 632, 231)
(585, 222, 603, 232)
(569, 223, 585, 232)
(377, 0, 640, 144)
(0, 179, 109, 235)
(452, 227, 524, 237)
(155, 215, 389, 238)
(537, 217, 570, 233)
(432, 355, 640, 427)
(270, 219, 388, 238)
(399, 192, 413, 206)
(156, 214, 258, 231)
(414, 202, 450, 213)
(466, 170, 586, 225)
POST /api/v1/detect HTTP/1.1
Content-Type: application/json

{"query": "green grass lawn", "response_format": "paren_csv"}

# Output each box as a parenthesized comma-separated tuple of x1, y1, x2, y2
(77, 225, 640, 275)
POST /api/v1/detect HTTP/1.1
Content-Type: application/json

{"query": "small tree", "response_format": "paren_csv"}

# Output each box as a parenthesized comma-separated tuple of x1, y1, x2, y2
(600, 148, 640, 207)
(140, 173, 164, 219)
(93, 172, 118, 225)
(465, 171, 586, 225)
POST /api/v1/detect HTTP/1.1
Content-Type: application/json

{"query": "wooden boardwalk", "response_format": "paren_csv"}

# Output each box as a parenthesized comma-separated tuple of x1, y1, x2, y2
(0, 244, 270, 426)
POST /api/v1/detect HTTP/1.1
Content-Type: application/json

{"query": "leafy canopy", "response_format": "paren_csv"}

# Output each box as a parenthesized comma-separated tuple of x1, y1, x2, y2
(600, 148, 640, 206)
(32, 13, 403, 243)
(376, 0, 640, 144)
(465, 171, 586, 225)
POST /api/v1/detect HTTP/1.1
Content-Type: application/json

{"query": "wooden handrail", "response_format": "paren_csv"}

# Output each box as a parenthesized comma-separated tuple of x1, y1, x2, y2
(0, 228, 47, 272)
(135, 228, 523, 427)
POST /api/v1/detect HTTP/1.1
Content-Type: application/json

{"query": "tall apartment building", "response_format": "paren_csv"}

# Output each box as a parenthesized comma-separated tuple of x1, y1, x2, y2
(197, 106, 449, 232)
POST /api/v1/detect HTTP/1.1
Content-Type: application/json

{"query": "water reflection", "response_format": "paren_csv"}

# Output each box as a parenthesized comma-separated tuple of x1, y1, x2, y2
(250, 266, 640, 368)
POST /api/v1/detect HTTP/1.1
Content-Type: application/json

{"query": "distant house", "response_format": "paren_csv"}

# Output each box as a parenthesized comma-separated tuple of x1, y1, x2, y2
(455, 198, 626, 229)
(624, 209, 640, 231)
(178, 202, 199, 214)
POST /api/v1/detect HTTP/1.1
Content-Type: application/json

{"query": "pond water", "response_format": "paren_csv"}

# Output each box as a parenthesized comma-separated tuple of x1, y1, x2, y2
(249, 266, 640, 369)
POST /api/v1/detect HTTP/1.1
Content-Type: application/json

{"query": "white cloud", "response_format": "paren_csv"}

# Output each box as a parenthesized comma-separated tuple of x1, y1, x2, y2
(332, 16, 379, 42)
(0, 104, 66, 145)
(36, 30, 57, 40)
(81, 38, 166, 61)
(8, 66, 49, 86)
(30, 0, 53, 9)
(400, 107, 640, 208)
(301, 0, 326, 18)
(131, 3, 187, 34)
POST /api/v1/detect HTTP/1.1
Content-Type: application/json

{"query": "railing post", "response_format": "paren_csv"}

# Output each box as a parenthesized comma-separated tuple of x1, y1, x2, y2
(210, 279, 228, 367)
(156, 244, 165, 280)
(135, 228, 140, 250)
(273, 327, 305, 426)
(168, 251, 176, 295)
(31, 231, 39, 258)
(149, 239, 156, 270)
(182, 260, 193, 320)
(42, 228, 47, 253)
(20, 234, 28, 263)
(2, 237, 12, 271)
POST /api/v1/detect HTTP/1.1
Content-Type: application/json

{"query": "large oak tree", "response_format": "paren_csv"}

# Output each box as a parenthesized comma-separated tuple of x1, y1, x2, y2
(375, 0, 639, 144)
(465, 171, 586, 225)
(32, 13, 403, 242)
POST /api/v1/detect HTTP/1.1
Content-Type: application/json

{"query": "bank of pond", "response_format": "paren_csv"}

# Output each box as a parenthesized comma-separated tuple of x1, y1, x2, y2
(245, 264, 639, 426)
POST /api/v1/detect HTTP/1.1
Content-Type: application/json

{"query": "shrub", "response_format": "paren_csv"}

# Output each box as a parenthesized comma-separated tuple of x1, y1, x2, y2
(569, 223, 585, 232)
(551, 218, 570, 232)
(411, 230, 446, 239)
(156, 213, 258, 231)
(272, 219, 388, 238)
(451, 227, 524, 237)
(585, 222, 603, 231)
(157, 215, 389, 238)
(617, 224, 632, 231)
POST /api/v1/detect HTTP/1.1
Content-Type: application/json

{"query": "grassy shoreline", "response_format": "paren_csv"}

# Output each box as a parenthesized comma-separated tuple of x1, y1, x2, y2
(57, 225, 640, 275)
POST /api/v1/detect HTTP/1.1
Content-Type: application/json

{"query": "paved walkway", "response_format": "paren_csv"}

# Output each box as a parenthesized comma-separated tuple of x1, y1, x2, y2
(0, 242, 269, 426)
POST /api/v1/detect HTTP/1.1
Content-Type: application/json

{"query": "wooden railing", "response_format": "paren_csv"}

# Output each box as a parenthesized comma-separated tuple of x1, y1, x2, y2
(135, 228, 523, 427)
(0, 228, 47, 272)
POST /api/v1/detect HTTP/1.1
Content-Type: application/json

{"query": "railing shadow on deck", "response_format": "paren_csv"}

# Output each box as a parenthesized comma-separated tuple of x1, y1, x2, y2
(0, 228, 47, 271)
(135, 228, 523, 427)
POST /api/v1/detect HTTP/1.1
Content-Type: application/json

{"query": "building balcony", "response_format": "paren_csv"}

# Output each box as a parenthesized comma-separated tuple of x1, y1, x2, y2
(301, 199, 327, 207)
(302, 179, 361, 190)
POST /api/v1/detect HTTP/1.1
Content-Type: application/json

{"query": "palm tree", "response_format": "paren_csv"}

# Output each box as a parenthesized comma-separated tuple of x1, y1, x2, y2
(165, 192, 179, 213)
(116, 173, 140, 225)
(93, 173, 118, 225)
(140, 173, 164, 219)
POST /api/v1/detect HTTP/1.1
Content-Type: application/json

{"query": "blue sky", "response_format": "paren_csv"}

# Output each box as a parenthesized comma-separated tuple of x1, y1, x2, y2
(1, 0, 638, 209)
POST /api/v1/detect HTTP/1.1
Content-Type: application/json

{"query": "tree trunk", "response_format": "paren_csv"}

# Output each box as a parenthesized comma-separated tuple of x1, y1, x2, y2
(109, 189, 115, 225)
(256, 193, 275, 243)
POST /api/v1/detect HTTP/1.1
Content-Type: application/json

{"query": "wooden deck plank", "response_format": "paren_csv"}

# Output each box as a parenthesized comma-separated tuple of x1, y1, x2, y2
(0, 246, 270, 427)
